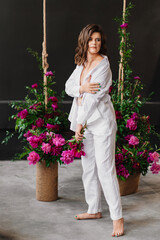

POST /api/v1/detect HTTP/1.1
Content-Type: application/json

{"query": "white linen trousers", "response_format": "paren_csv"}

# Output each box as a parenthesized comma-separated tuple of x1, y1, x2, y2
(78, 106, 123, 220)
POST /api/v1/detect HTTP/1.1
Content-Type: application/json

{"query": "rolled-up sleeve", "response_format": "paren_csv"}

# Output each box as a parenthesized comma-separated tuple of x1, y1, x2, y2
(76, 62, 112, 126)
(65, 65, 81, 98)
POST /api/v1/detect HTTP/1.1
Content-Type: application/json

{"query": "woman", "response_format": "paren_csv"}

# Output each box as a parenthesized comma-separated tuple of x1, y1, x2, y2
(65, 24, 124, 237)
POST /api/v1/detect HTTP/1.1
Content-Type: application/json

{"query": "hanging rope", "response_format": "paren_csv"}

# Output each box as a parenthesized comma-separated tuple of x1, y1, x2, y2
(42, 0, 49, 110)
(118, 0, 126, 103)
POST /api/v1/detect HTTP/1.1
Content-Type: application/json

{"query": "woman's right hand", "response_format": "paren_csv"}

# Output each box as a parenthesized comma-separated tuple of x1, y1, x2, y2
(80, 75, 101, 94)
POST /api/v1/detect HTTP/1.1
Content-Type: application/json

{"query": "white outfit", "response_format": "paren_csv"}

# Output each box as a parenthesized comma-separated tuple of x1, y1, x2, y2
(65, 55, 123, 220)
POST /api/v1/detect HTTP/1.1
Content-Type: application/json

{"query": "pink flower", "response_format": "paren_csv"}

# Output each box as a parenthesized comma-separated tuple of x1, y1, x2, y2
(27, 135, 43, 148)
(120, 23, 128, 29)
(115, 110, 123, 119)
(36, 118, 44, 128)
(31, 83, 38, 88)
(44, 113, 53, 119)
(27, 151, 40, 165)
(51, 146, 62, 156)
(52, 137, 65, 147)
(17, 109, 28, 119)
(29, 103, 41, 110)
(131, 112, 138, 121)
(149, 152, 160, 163)
(150, 163, 160, 174)
(60, 150, 74, 165)
(48, 96, 58, 102)
(71, 149, 85, 158)
(45, 71, 53, 77)
(41, 142, 51, 154)
(109, 86, 113, 93)
(134, 76, 141, 80)
(24, 130, 32, 138)
(32, 125, 37, 130)
(46, 123, 59, 131)
(128, 136, 139, 146)
(116, 164, 130, 178)
(52, 103, 58, 111)
(126, 118, 137, 130)
(124, 134, 133, 141)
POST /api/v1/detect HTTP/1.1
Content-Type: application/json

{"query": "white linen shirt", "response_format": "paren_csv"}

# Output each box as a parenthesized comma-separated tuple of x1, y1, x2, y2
(65, 54, 116, 132)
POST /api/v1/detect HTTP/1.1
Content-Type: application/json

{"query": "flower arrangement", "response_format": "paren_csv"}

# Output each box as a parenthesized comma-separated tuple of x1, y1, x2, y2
(2, 49, 85, 167)
(111, 2, 160, 181)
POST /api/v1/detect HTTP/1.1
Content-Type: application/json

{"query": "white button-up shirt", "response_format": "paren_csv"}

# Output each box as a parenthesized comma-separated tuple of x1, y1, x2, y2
(65, 54, 116, 132)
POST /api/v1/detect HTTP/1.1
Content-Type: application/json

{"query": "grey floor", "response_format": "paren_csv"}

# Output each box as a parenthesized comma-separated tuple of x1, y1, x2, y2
(0, 160, 160, 240)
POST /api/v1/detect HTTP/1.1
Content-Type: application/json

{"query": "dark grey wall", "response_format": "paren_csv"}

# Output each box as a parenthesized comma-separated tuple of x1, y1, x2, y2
(0, 0, 160, 126)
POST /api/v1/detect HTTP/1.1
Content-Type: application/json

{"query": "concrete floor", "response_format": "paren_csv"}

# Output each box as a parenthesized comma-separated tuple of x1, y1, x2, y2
(0, 160, 160, 240)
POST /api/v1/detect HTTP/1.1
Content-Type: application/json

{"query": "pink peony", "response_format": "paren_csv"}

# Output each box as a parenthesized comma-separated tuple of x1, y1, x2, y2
(27, 135, 43, 148)
(46, 123, 59, 131)
(109, 86, 113, 93)
(44, 113, 53, 119)
(60, 150, 74, 165)
(45, 71, 53, 76)
(134, 76, 141, 80)
(27, 151, 40, 165)
(51, 146, 63, 156)
(120, 23, 128, 29)
(48, 96, 58, 102)
(150, 163, 160, 174)
(124, 134, 133, 141)
(17, 109, 28, 119)
(52, 137, 65, 147)
(71, 149, 85, 158)
(36, 118, 44, 128)
(128, 136, 139, 146)
(31, 83, 38, 88)
(24, 130, 32, 138)
(52, 103, 58, 111)
(115, 110, 123, 119)
(116, 164, 130, 178)
(131, 112, 138, 121)
(149, 152, 160, 163)
(126, 118, 137, 130)
(41, 142, 51, 154)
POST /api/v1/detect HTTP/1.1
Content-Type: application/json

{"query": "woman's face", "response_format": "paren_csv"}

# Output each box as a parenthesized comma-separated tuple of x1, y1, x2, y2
(87, 32, 101, 55)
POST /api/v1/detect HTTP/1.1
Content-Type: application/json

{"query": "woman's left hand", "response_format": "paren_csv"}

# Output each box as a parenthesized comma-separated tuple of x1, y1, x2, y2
(75, 124, 83, 142)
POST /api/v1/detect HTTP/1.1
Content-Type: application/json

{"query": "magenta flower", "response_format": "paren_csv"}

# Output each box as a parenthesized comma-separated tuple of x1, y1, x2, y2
(109, 86, 113, 93)
(71, 149, 85, 158)
(31, 83, 38, 88)
(29, 103, 41, 110)
(48, 96, 58, 102)
(52, 103, 58, 111)
(24, 130, 32, 138)
(149, 152, 160, 163)
(128, 136, 139, 146)
(45, 71, 53, 77)
(124, 134, 133, 141)
(134, 76, 141, 80)
(131, 112, 138, 121)
(60, 150, 74, 165)
(115, 110, 123, 119)
(51, 146, 62, 156)
(126, 118, 137, 130)
(27, 151, 40, 165)
(27, 135, 43, 148)
(120, 23, 128, 29)
(150, 163, 160, 174)
(41, 142, 51, 154)
(52, 137, 65, 147)
(116, 164, 130, 178)
(17, 109, 28, 119)
(36, 118, 44, 128)
(46, 123, 59, 131)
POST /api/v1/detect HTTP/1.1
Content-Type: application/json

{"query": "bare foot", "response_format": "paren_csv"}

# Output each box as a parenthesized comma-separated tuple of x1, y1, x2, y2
(112, 217, 124, 237)
(75, 212, 102, 220)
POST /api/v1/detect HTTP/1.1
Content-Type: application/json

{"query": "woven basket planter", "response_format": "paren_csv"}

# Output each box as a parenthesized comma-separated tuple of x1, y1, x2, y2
(36, 160, 58, 201)
(118, 172, 141, 196)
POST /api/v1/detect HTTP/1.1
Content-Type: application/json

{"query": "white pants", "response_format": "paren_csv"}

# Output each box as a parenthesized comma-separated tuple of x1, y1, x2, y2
(81, 117, 123, 220)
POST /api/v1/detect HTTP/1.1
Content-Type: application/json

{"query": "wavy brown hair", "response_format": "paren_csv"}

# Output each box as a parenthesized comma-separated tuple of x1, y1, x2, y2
(74, 24, 107, 66)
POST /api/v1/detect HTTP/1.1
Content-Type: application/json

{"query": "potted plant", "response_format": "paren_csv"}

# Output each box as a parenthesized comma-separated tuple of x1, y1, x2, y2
(111, 2, 160, 195)
(2, 49, 85, 201)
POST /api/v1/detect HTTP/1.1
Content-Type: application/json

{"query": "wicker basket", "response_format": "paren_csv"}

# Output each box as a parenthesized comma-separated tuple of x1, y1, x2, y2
(118, 172, 141, 196)
(36, 160, 58, 201)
